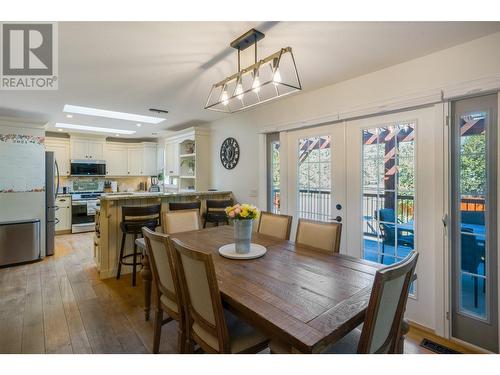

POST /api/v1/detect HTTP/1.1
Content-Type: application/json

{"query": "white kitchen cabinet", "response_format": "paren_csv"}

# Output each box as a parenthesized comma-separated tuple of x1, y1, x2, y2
(45, 137, 71, 176)
(70, 137, 105, 160)
(104, 143, 128, 176)
(127, 146, 144, 175)
(165, 141, 179, 176)
(105, 142, 156, 176)
(55, 196, 71, 232)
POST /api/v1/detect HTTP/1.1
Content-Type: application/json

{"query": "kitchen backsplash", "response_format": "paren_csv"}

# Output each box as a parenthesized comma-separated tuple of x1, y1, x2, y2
(59, 176, 149, 193)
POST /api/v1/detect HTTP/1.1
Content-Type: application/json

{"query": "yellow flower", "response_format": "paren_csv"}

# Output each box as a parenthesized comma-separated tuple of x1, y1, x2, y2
(240, 208, 249, 218)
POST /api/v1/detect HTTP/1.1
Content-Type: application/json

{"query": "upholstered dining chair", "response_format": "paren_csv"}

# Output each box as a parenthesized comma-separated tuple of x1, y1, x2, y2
(170, 238, 270, 354)
(257, 212, 293, 240)
(270, 251, 419, 354)
(295, 218, 342, 254)
(162, 209, 200, 235)
(142, 227, 186, 354)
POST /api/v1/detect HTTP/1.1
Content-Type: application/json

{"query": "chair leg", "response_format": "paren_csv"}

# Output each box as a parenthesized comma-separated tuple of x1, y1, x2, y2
(132, 233, 138, 286)
(116, 231, 126, 279)
(474, 276, 478, 308)
(203, 217, 207, 228)
(177, 326, 187, 354)
(152, 308, 163, 354)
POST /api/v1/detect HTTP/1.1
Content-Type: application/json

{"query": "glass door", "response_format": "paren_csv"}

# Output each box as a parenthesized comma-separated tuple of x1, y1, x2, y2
(451, 94, 498, 352)
(286, 124, 346, 248)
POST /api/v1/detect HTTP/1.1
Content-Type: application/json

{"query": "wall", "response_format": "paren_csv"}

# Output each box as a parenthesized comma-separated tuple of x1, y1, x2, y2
(207, 31, 500, 336)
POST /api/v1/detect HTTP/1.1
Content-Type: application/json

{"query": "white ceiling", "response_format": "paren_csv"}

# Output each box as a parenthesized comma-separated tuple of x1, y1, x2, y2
(1, 21, 500, 138)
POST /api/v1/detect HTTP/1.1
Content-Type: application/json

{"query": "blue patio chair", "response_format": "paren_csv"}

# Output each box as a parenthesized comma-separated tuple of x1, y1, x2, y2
(461, 229, 485, 308)
(377, 209, 414, 264)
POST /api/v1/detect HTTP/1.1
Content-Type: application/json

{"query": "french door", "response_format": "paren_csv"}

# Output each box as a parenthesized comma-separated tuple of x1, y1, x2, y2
(286, 124, 346, 251)
(450, 94, 498, 352)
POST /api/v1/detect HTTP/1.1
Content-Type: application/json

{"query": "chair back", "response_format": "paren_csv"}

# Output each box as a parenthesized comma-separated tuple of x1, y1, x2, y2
(460, 231, 484, 273)
(121, 205, 161, 232)
(169, 201, 201, 212)
(206, 199, 233, 212)
(295, 219, 342, 254)
(170, 238, 229, 353)
(142, 227, 182, 320)
(162, 209, 200, 234)
(358, 251, 418, 353)
(378, 208, 396, 223)
(257, 212, 292, 240)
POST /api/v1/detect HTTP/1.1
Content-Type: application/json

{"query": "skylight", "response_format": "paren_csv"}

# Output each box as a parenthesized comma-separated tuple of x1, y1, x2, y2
(63, 105, 165, 124)
(55, 123, 136, 135)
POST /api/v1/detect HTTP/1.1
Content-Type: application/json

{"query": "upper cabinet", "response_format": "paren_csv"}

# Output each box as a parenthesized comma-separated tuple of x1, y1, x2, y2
(70, 137, 105, 160)
(104, 142, 157, 176)
(45, 137, 71, 176)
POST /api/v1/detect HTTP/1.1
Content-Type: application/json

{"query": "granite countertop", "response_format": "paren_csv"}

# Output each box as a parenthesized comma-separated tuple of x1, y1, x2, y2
(99, 190, 232, 201)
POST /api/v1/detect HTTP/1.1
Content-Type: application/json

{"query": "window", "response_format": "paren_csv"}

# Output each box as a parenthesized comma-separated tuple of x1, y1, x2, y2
(297, 135, 331, 221)
(267, 133, 280, 213)
(361, 123, 416, 267)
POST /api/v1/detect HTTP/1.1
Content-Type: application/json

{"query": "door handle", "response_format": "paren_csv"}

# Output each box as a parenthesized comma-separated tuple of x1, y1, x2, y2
(335, 216, 342, 223)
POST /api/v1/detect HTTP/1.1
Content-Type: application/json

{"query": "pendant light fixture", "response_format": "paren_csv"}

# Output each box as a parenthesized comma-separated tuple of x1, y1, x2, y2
(204, 28, 302, 113)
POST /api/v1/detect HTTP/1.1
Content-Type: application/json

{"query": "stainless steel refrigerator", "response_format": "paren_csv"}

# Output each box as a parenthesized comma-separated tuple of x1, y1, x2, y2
(45, 151, 60, 256)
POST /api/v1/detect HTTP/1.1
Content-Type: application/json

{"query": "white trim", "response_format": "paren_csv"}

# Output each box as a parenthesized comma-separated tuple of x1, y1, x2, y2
(278, 131, 289, 215)
(258, 75, 500, 135)
(497, 93, 500, 352)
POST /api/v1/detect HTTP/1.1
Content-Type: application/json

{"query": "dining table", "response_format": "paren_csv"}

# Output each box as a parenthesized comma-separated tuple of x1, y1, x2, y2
(135, 225, 400, 354)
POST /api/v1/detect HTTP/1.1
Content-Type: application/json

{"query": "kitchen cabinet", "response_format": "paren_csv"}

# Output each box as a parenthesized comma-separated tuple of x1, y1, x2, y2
(45, 137, 71, 176)
(55, 196, 71, 232)
(165, 141, 179, 176)
(104, 142, 157, 176)
(104, 143, 128, 176)
(70, 137, 105, 160)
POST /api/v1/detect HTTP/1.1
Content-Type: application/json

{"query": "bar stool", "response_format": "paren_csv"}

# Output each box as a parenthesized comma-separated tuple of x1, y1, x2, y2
(168, 200, 201, 212)
(116, 204, 161, 286)
(202, 199, 233, 228)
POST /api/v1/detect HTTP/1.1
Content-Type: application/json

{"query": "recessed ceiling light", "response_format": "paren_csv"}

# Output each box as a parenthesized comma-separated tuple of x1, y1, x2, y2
(115, 134, 120, 137)
(64, 104, 165, 124)
(58, 128, 63, 131)
(66, 114, 73, 118)
(136, 123, 142, 127)
(55, 123, 136, 135)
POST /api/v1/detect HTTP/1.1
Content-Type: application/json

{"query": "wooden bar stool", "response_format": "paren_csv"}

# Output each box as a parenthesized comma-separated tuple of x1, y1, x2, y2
(168, 200, 201, 212)
(116, 205, 161, 286)
(202, 199, 233, 228)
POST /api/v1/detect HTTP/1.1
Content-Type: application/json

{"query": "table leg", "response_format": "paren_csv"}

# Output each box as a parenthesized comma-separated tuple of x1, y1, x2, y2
(141, 251, 152, 321)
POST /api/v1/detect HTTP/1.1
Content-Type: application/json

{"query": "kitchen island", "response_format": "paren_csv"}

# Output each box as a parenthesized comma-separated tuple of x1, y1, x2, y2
(95, 190, 232, 279)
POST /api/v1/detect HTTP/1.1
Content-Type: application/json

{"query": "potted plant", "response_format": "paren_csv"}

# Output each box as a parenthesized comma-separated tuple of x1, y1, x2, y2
(225, 203, 260, 254)
(181, 158, 195, 175)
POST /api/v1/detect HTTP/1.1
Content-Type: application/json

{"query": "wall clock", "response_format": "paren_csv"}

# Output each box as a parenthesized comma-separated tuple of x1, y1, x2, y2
(220, 137, 240, 170)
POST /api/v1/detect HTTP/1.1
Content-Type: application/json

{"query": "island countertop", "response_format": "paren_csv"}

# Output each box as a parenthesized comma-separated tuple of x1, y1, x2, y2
(95, 190, 233, 279)
(99, 190, 233, 201)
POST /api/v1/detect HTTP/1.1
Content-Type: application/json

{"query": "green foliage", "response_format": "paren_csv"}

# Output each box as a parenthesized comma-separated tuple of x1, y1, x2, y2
(460, 135, 486, 195)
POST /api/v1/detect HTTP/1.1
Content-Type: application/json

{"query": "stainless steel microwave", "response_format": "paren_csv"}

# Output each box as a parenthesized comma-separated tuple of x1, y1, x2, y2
(70, 160, 106, 176)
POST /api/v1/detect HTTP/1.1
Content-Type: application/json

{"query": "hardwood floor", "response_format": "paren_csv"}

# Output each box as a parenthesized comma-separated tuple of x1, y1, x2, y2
(0, 232, 450, 354)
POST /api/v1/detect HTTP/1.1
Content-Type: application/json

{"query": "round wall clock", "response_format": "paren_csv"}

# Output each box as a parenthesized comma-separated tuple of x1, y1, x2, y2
(220, 137, 240, 170)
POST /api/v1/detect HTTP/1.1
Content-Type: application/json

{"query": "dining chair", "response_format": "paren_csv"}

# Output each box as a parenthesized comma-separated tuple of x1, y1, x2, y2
(203, 199, 233, 228)
(270, 250, 418, 354)
(257, 212, 293, 240)
(142, 227, 186, 353)
(162, 209, 200, 235)
(295, 218, 342, 254)
(170, 238, 269, 354)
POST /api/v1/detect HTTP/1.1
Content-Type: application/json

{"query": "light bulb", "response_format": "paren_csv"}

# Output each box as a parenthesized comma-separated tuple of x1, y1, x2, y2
(273, 68, 282, 85)
(252, 70, 260, 93)
(235, 81, 244, 101)
(221, 89, 229, 106)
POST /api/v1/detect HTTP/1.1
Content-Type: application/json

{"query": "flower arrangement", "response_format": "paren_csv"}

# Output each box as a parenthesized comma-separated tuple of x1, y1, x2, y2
(225, 203, 260, 220)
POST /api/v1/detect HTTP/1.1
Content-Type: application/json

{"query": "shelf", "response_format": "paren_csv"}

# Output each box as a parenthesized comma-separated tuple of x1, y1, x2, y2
(179, 175, 196, 179)
(179, 153, 196, 158)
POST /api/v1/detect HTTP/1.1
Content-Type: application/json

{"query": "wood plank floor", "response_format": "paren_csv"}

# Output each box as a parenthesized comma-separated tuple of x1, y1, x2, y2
(0, 232, 444, 354)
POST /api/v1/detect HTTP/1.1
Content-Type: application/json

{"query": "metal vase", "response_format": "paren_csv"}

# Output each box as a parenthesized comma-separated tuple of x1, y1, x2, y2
(234, 219, 253, 254)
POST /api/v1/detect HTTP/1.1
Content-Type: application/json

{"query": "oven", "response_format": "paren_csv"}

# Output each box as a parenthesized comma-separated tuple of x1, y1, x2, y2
(71, 193, 101, 233)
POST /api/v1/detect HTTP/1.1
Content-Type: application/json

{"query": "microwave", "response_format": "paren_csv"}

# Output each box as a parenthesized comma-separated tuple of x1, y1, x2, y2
(70, 160, 106, 176)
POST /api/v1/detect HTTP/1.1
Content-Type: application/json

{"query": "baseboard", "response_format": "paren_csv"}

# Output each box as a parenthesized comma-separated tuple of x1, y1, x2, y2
(55, 229, 72, 235)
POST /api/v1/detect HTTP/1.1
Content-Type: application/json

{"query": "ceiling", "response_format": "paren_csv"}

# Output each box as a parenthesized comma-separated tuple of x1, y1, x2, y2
(1, 21, 500, 138)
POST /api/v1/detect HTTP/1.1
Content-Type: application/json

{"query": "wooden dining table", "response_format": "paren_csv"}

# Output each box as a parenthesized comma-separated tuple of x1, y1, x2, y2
(136, 226, 387, 353)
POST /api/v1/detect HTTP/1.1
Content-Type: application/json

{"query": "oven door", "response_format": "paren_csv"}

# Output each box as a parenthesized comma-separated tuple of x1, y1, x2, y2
(70, 161, 106, 176)
(71, 200, 97, 233)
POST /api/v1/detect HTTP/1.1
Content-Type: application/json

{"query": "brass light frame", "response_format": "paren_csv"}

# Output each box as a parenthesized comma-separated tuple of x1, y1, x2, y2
(204, 29, 302, 113)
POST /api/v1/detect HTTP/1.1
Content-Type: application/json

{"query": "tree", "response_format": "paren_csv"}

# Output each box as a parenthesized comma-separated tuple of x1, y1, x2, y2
(460, 135, 486, 196)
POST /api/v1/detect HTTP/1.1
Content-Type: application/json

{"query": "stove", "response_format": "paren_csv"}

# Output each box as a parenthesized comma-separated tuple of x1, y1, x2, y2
(71, 191, 103, 233)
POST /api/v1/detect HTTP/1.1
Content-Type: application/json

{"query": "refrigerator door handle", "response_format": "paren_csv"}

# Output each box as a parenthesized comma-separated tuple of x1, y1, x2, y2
(55, 159, 60, 199)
